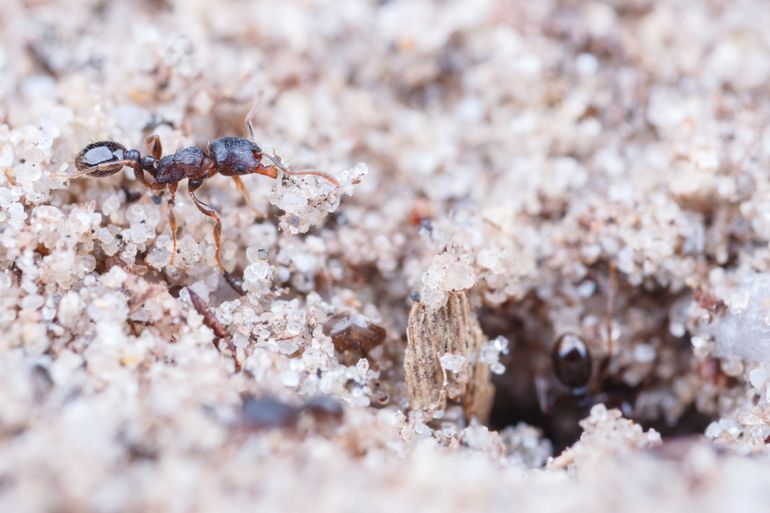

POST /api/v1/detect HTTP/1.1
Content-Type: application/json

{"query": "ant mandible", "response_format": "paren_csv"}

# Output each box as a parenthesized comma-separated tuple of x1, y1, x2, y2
(61, 104, 340, 271)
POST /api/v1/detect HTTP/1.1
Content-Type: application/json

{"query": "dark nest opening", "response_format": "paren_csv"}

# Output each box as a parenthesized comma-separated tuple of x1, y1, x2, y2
(478, 280, 722, 454)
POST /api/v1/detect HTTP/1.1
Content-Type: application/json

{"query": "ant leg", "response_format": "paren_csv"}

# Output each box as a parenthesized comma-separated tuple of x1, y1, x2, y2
(188, 179, 224, 272)
(534, 374, 554, 414)
(131, 165, 165, 192)
(596, 261, 618, 381)
(145, 135, 163, 160)
(167, 182, 178, 267)
(606, 261, 617, 356)
(231, 176, 259, 213)
(126, 137, 165, 193)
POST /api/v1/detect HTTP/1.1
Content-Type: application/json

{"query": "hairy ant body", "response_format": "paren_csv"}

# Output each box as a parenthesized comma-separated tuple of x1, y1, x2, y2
(62, 106, 340, 271)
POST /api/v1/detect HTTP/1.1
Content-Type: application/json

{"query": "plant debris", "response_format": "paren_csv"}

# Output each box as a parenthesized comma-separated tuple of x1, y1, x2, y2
(405, 291, 494, 422)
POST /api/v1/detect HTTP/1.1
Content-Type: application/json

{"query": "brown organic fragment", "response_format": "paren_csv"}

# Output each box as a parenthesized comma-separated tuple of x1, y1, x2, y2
(404, 291, 494, 422)
(188, 288, 229, 340)
(323, 312, 386, 355)
(188, 288, 241, 371)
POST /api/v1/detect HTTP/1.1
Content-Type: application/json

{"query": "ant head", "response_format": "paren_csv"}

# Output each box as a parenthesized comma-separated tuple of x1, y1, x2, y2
(75, 141, 128, 177)
(552, 332, 593, 390)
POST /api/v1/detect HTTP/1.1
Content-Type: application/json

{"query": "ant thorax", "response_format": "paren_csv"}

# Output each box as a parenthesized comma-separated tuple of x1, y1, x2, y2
(152, 147, 208, 184)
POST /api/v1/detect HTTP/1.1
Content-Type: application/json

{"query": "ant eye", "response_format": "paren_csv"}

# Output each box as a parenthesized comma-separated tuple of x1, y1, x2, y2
(75, 141, 127, 176)
(552, 333, 592, 389)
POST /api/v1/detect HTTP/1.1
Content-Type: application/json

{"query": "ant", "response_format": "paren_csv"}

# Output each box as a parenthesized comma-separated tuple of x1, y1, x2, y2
(536, 263, 623, 414)
(59, 104, 340, 272)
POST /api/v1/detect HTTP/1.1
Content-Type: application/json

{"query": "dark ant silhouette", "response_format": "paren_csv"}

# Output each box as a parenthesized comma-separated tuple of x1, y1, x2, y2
(59, 104, 340, 271)
(537, 262, 621, 413)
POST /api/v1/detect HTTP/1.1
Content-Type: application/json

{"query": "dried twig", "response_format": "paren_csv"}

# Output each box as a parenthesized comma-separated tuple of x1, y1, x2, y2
(188, 288, 241, 371)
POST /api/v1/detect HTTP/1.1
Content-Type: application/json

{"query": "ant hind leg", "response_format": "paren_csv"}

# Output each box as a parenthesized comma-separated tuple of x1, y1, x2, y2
(132, 166, 165, 192)
(188, 179, 224, 272)
(131, 135, 165, 190)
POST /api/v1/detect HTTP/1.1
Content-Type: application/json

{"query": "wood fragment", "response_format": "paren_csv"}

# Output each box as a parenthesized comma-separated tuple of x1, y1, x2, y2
(404, 291, 494, 422)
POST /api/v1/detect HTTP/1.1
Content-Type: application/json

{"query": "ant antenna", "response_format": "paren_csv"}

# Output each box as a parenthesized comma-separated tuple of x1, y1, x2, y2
(606, 261, 617, 357)
(245, 94, 340, 187)
(262, 152, 340, 187)
(245, 92, 269, 143)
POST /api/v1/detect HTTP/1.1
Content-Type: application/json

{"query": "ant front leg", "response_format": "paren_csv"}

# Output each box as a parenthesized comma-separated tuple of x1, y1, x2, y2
(231, 175, 260, 215)
(188, 179, 224, 272)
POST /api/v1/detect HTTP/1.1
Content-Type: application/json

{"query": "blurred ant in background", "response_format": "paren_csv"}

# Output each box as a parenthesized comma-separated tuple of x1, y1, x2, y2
(540, 262, 619, 412)
(481, 264, 623, 433)
(60, 102, 340, 272)
(528, 263, 638, 447)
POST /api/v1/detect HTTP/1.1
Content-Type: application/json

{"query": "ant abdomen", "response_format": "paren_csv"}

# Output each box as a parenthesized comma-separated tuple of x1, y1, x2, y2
(75, 141, 128, 177)
(552, 332, 593, 391)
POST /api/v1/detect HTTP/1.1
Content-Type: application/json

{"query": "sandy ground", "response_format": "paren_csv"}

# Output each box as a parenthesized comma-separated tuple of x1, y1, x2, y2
(3, 0, 770, 511)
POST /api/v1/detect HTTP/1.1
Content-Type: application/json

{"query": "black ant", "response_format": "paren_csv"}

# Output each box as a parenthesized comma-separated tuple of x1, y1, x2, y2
(58, 104, 340, 272)
(537, 263, 622, 414)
